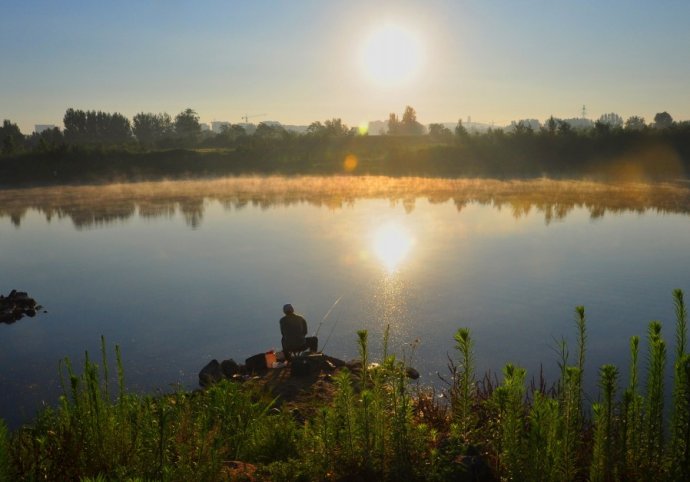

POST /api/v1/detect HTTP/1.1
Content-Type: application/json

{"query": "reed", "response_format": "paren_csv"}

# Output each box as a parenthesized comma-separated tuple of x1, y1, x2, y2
(0, 420, 9, 482)
(526, 391, 560, 482)
(491, 363, 528, 480)
(590, 364, 619, 482)
(6, 340, 295, 481)
(621, 335, 643, 477)
(298, 328, 435, 480)
(450, 328, 476, 445)
(643, 320, 666, 476)
(4, 289, 690, 481)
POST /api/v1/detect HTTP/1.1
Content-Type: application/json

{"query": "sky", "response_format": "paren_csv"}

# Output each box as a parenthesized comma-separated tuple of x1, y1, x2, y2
(2, 0, 690, 133)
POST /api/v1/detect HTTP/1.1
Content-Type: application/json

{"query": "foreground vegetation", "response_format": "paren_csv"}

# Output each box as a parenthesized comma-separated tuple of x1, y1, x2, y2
(1, 290, 689, 481)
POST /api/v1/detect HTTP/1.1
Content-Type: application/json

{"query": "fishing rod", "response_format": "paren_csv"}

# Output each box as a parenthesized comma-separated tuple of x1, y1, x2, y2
(320, 305, 345, 352)
(314, 294, 344, 338)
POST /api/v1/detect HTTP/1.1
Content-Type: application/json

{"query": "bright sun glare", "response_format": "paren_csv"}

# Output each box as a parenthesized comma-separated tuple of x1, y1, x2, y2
(361, 23, 423, 86)
(372, 223, 414, 272)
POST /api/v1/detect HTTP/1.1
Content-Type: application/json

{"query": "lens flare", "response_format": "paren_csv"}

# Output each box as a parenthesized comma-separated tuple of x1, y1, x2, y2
(343, 154, 358, 172)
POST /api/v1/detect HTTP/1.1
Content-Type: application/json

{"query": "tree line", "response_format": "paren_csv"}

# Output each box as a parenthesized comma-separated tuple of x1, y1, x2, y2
(0, 106, 686, 155)
(1, 106, 689, 184)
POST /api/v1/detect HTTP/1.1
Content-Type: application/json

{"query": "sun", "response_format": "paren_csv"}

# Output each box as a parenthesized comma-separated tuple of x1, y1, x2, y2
(360, 23, 423, 86)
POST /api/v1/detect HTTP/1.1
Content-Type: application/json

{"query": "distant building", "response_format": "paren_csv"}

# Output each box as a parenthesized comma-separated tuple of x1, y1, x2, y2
(211, 121, 231, 134)
(199, 123, 210, 132)
(35, 124, 56, 134)
(367, 120, 387, 135)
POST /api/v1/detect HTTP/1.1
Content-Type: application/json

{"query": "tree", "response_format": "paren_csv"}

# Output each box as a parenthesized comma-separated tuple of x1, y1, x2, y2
(544, 116, 558, 135)
(597, 113, 623, 129)
(400, 106, 425, 135)
(428, 123, 452, 142)
(323, 118, 350, 137)
(307, 118, 350, 137)
(307, 121, 325, 136)
(593, 120, 611, 136)
(254, 122, 288, 141)
(63, 109, 131, 145)
(653, 111, 673, 129)
(174, 108, 201, 144)
(219, 124, 246, 141)
(0, 119, 24, 155)
(455, 119, 469, 140)
(103, 112, 132, 144)
(28, 127, 64, 152)
(387, 113, 400, 135)
(625, 116, 646, 131)
(63, 108, 88, 144)
(557, 120, 572, 136)
(510, 120, 535, 136)
(133, 112, 172, 147)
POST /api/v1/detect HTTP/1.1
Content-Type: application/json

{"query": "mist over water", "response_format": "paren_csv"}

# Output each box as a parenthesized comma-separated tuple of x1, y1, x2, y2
(2, 176, 690, 428)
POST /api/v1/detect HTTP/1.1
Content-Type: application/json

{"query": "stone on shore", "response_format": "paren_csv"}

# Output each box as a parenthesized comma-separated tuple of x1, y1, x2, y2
(0, 290, 42, 324)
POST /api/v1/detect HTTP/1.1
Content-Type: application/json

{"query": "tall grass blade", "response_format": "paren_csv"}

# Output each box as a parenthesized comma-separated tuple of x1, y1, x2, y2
(644, 320, 666, 476)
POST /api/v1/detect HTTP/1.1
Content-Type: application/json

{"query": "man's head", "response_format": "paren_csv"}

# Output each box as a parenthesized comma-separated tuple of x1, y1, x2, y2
(283, 303, 294, 314)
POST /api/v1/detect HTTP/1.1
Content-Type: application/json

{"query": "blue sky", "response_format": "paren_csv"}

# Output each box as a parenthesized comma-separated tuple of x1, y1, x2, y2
(2, 0, 689, 132)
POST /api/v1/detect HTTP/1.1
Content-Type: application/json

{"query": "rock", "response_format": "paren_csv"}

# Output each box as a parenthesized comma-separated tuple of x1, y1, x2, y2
(245, 353, 268, 374)
(220, 359, 239, 378)
(1, 290, 41, 324)
(406, 367, 420, 380)
(199, 359, 223, 387)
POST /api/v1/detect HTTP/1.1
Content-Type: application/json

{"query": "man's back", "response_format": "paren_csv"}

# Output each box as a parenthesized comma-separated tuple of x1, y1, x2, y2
(280, 313, 307, 351)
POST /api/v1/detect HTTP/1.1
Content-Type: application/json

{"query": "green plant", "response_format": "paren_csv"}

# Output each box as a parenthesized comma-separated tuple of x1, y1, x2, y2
(643, 320, 666, 476)
(671, 288, 689, 470)
(0, 420, 11, 482)
(451, 328, 476, 444)
(526, 391, 559, 482)
(491, 363, 527, 480)
(621, 335, 643, 477)
(590, 364, 618, 482)
(8, 291, 690, 481)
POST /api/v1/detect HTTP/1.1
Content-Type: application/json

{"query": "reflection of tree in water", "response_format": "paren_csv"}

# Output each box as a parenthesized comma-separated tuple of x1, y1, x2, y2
(2, 177, 690, 229)
(179, 199, 205, 229)
(68, 202, 136, 230)
(138, 202, 177, 220)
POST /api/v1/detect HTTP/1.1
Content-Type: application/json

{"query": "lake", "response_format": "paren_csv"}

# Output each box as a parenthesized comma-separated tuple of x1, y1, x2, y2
(2, 176, 690, 428)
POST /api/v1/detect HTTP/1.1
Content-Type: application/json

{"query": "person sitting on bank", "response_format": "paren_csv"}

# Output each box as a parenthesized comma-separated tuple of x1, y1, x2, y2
(280, 303, 308, 362)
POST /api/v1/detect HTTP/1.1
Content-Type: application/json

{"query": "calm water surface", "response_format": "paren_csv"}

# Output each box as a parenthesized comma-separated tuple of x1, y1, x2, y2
(2, 176, 690, 428)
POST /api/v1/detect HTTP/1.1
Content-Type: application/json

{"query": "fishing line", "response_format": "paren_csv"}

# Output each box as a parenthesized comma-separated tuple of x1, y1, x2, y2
(314, 294, 344, 338)
(320, 304, 346, 352)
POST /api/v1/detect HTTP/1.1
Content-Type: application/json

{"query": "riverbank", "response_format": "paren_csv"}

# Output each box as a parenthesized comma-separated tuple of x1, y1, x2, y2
(2, 128, 690, 189)
(2, 292, 689, 481)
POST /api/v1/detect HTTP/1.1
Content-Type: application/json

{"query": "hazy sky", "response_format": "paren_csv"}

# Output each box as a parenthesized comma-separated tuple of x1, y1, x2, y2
(2, 0, 690, 133)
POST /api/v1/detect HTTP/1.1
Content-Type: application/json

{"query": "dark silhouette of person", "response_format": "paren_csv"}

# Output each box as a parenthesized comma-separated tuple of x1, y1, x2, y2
(280, 303, 308, 361)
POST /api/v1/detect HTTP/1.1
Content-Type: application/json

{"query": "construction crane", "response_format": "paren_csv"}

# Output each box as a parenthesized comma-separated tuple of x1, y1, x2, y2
(241, 113, 266, 124)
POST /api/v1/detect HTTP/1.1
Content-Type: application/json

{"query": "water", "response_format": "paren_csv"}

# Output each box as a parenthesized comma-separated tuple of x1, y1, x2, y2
(2, 176, 690, 428)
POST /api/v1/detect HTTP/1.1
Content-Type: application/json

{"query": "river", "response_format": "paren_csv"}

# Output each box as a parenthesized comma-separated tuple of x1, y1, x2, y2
(2, 176, 690, 428)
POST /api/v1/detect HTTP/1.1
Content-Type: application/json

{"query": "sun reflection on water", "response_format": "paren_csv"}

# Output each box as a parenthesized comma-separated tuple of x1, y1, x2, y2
(372, 222, 414, 273)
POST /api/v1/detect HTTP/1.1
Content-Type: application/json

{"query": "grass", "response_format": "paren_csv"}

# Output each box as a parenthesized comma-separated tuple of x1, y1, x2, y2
(2, 289, 690, 480)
